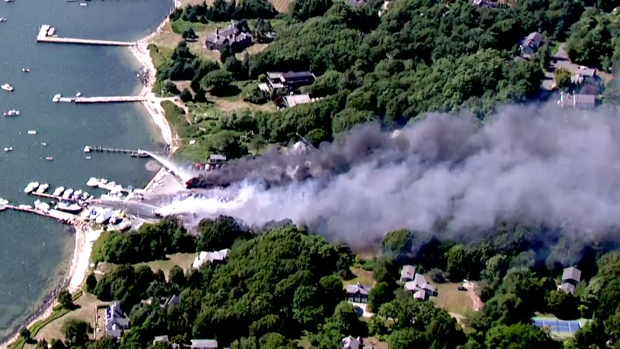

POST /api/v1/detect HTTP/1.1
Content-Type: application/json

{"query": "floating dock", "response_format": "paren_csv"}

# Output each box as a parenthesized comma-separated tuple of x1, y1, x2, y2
(37, 25, 136, 46)
(0, 204, 77, 223)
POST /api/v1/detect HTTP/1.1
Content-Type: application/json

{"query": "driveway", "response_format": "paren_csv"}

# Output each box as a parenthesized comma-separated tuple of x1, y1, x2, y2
(543, 43, 614, 89)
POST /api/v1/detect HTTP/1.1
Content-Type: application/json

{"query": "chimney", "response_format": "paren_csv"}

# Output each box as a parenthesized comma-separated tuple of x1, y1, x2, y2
(216, 28, 219, 34)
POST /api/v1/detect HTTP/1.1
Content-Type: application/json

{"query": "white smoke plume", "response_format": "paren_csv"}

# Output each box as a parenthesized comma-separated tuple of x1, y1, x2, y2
(158, 104, 620, 242)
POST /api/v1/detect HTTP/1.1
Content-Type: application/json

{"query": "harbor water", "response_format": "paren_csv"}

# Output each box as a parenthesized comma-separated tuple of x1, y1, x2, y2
(0, 0, 173, 339)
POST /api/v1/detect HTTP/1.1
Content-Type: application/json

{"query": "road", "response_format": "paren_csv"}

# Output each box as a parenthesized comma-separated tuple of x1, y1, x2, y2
(543, 43, 614, 89)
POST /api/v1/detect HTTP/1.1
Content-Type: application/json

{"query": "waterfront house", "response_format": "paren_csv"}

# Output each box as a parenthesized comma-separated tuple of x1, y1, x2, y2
(104, 302, 130, 339)
(559, 267, 582, 294)
(205, 21, 252, 52)
(191, 339, 218, 349)
(346, 282, 372, 303)
(400, 265, 416, 282)
(192, 248, 231, 269)
(404, 273, 435, 300)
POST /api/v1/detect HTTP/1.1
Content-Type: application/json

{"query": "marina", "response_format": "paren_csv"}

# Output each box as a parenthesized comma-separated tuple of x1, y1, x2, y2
(37, 25, 136, 46)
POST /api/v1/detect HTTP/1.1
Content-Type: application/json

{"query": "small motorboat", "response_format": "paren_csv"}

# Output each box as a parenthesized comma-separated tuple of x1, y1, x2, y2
(0, 18, 7, 22)
(80, 2, 87, 6)
(4, 110, 19, 116)
(53, 186, 65, 196)
(1, 84, 14, 92)
(85, 156, 92, 160)
(45, 157, 53, 161)
(40, 143, 47, 146)
(22, 68, 29, 72)
(4, 0, 15, 3)
(28, 130, 37, 135)
(75, 91, 82, 97)
(3, 147, 12, 152)
(83, 146, 91, 153)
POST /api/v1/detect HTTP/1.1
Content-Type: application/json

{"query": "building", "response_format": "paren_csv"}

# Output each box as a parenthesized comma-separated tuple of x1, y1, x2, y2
(560, 267, 582, 294)
(572, 67, 597, 85)
(262, 71, 315, 92)
(104, 302, 130, 339)
(521, 32, 543, 56)
(342, 336, 373, 349)
(404, 273, 435, 300)
(191, 339, 218, 349)
(163, 294, 180, 308)
(154, 336, 170, 345)
(205, 21, 252, 52)
(192, 248, 231, 269)
(559, 93, 596, 109)
(400, 265, 416, 282)
(469, 0, 498, 7)
(346, 282, 372, 303)
(207, 154, 227, 170)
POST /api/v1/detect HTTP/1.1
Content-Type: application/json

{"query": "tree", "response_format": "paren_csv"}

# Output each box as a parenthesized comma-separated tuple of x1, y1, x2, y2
(182, 28, 198, 41)
(179, 88, 193, 102)
(164, 81, 180, 95)
(19, 328, 31, 341)
(485, 323, 558, 349)
(169, 265, 186, 287)
(554, 68, 573, 91)
(367, 282, 394, 312)
(200, 69, 234, 95)
(62, 319, 90, 347)
(196, 216, 245, 251)
(446, 244, 468, 281)
(85, 273, 97, 293)
(58, 289, 73, 309)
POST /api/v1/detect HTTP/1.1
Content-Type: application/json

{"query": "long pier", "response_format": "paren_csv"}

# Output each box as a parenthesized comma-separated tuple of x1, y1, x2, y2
(37, 25, 136, 46)
(56, 96, 147, 104)
(84, 145, 161, 155)
(0, 204, 77, 223)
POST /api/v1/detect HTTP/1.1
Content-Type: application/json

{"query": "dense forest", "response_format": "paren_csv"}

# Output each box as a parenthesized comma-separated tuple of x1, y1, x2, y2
(33, 216, 620, 349)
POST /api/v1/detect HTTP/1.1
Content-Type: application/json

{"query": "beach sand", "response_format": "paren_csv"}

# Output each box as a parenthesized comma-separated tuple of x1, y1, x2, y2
(0, 5, 178, 348)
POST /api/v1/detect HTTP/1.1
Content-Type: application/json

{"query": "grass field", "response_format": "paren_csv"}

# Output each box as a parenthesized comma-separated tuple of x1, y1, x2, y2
(25, 294, 105, 347)
(342, 267, 375, 287)
(162, 100, 193, 138)
(96, 253, 197, 280)
(428, 280, 475, 316)
(271, 0, 291, 12)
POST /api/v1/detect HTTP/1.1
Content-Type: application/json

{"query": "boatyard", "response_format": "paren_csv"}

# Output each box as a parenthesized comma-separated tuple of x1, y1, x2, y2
(36, 24, 136, 46)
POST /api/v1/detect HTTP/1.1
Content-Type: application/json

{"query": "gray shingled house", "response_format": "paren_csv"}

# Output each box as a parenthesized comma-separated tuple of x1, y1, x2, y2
(521, 32, 542, 56)
(560, 267, 582, 294)
(400, 265, 416, 282)
(205, 21, 252, 52)
(404, 273, 435, 300)
(346, 282, 372, 303)
(104, 302, 130, 339)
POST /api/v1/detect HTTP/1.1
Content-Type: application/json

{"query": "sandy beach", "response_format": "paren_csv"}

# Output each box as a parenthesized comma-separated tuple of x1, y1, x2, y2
(0, 6, 178, 348)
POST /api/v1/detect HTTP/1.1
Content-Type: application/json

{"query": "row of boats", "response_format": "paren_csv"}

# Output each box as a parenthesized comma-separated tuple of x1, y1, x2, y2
(24, 182, 91, 211)
(85, 207, 127, 225)
(86, 177, 125, 192)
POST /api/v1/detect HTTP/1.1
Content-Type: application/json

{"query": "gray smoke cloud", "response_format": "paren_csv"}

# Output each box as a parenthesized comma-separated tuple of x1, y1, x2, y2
(159, 103, 620, 243)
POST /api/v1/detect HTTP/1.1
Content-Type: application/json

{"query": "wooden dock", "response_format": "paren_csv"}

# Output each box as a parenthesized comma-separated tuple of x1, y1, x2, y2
(37, 25, 136, 46)
(0, 204, 77, 223)
(85, 146, 161, 155)
(75, 96, 147, 104)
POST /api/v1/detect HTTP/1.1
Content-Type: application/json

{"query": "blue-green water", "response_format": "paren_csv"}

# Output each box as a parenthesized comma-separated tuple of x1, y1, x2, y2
(0, 0, 172, 338)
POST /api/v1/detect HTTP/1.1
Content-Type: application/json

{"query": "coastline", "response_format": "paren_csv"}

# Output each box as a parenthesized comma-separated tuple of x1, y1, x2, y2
(0, 5, 177, 348)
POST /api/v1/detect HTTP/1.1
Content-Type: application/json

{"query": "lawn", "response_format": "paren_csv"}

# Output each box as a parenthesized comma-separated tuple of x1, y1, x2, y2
(96, 253, 197, 281)
(25, 293, 105, 347)
(161, 100, 193, 138)
(428, 280, 475, 316)
(342, 267, 375, 287)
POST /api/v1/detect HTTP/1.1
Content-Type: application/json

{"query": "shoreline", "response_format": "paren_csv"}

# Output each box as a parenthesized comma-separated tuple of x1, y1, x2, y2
(0, 4, 178, 348)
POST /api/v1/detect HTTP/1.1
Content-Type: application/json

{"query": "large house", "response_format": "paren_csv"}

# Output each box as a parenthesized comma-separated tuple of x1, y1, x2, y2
(205, 21, 252, 52)
(400, 265, 416, 282)
(342, 336, 373, 349)
(559, 267, 582, 295)
(571, 67, 597, 85)
(404, 273, 435, 300)
(191, 339, 218, 349)
(559, 93, 596, 109)
(105, 302, 130, 339)
(521, 32, 543, 56)
(260, 71, 315, 92)
(192, 248, 231, 269)
(346, 282, 372, 304)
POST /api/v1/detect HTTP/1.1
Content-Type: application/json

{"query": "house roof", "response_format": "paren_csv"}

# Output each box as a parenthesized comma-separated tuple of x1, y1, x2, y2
(525, 32, 542, 46)
(576, 68, 596, 77)
(191, 339, 218, 348)
(154, 335, 170, 343)
(560, 282, 576, 294)
(401, 265, 416, 279)
(205, 22, 251, 47)
(193, 249, 231, 269)
(562, 267, 582, 282)
(284, 94, 312, 108)
(574, 94, 596, 105)
(346, 282, 371, 295)
(266, 71, 314, 81)
(164, 294, 180, 307)
(404, 273, 434, 293)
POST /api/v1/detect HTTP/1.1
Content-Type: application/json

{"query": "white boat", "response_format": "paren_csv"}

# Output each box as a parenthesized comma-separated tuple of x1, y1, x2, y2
(53, 186, 65, 196)
(75, 91, 82, 97)
(24, 182, 40, 194)
(96, 208, 113, 224)
(34, 200, 50, 212)
(83, 146, 91, 153)
(85, 156, 91, 160)
(48, 27, 56, 36)
(100, 178, 108, 184)
(0, 18, 7, 22)
(80, 2, 87, 6)
(18, 205, 32, 210)
(3, 147, 12, 152)
(1, 84, 14, 92)
(56, 200, 82, 213)
(4, 0, 15, 3)
(0, 198, 8, 205)
(4, 110, 19, 116)
(81, 192, 90, 200)
(62, 189, 74, 199)
(36, 183, 49, 194)
(72, 190, 83, 200)
(28, 130, 37, 135)
(89, 208, 100, 220)
(86, 177, 100, 187)
(52, 94, 62, 103)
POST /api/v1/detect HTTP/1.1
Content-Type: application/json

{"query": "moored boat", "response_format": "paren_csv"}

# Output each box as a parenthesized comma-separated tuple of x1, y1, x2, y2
(4, 110, 19, 116)
(53, 186, 65, 196)
(22, 68, 29, 72)
(86, 177, 100, 187)
(45, 157, 53, 161)
(62, 189, 74, 199)
(36, 183, 49, 194)
(0, 18, 7, 22)
(52, 94, 62, 103)
(1, 84, 14, 92)
(24, 182, 40, 194)
(56, 200, 82, 213)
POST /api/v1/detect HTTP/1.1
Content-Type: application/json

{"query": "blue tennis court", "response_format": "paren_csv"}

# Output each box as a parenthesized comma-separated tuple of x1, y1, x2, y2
(532, 318, 582, 333)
